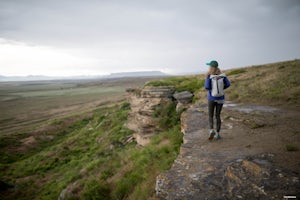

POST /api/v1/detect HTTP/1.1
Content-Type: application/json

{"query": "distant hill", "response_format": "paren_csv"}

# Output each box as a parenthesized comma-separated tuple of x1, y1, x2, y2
(108, 71, 167, 78)
(0, 75, 56, 82)
(0, 71, 168, 82)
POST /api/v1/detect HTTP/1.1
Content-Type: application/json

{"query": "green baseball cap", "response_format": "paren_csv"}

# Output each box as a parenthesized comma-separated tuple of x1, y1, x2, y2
(206, 60, 218, 68)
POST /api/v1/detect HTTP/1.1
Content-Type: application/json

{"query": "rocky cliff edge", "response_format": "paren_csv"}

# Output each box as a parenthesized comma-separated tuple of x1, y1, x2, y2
(155, 103, 300, 199)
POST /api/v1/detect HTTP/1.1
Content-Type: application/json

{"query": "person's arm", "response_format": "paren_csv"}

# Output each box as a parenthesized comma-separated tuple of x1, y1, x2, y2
(224, 77, 231, 89)
(205, 76, 211, 90)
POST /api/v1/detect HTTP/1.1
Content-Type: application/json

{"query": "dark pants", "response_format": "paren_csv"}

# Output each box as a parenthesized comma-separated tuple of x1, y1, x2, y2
(208, 101, 223, 132)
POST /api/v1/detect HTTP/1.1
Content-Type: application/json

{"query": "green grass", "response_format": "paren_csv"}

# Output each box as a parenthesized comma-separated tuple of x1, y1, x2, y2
(145, 76, 204, 93)
(0, 114, 92, 164)
(0, 101, 183, 200)
(224, 60, 300, 105)
(111, 125, 182, 200)
(286, 144, 298, 152)
(153, 101, 183, 130)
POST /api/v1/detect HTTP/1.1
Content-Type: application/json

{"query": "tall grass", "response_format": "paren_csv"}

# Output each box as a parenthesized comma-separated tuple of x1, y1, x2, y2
(145, 76, 204, 93)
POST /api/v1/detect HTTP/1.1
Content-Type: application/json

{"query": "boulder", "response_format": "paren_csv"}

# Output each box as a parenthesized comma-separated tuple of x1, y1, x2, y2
(173, 91, 194, 111)
(141, 86, 175, 98)
(173, 91, 194, 102)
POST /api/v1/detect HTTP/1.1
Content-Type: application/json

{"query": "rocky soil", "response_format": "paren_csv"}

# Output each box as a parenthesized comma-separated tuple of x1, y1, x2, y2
(156, 103, 300, 199)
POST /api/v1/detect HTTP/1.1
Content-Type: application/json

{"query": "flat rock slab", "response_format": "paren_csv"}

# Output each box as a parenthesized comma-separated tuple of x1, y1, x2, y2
(156, 105, 300, 200)
(173, 91, 194, 101)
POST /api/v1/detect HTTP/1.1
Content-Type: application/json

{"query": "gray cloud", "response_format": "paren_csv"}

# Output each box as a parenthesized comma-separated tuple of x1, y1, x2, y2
(0, 0, 299, 74)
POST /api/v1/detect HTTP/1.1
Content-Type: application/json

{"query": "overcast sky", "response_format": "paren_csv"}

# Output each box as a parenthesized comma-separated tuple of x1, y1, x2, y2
(0, 0, 299, 76)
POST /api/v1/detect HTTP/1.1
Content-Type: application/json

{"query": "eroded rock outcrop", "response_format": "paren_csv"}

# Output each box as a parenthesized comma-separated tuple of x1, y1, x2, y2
(126, 86, 175, 146)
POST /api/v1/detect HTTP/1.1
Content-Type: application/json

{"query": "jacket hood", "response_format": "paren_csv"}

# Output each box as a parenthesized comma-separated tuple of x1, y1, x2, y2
(210, 73, 226, 79)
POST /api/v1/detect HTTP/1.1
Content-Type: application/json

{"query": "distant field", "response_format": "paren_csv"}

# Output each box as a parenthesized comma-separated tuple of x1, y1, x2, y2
(0, 85, 122, 100)
(0, 77, 159, 135)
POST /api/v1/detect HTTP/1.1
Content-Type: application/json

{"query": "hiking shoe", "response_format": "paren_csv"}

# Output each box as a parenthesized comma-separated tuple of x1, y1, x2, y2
(208, 130, 215, 140)
(215, 133, 221, 140)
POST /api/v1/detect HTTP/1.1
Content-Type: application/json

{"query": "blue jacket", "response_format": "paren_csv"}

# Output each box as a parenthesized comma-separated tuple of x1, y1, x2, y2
(205, 74, 231, 101)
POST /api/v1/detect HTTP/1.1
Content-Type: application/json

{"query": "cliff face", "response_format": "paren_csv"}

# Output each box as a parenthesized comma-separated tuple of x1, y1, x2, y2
(126, 86, 175, 146)
(126, 86, 195, 146)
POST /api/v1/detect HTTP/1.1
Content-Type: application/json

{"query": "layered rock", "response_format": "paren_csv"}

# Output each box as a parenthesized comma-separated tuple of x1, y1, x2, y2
(173, 91, 194, 112)
(126, 86, 175, 146)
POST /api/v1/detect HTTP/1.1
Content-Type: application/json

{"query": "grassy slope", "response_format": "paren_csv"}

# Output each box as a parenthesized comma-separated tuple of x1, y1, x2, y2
(0, 102, 182, 200)
(224, 59, 300, 105)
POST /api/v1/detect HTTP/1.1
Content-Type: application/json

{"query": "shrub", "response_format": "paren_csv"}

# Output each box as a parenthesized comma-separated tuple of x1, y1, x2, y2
(120, 102, 131, 110)
(100, 169, 114, 180)
(153, 102, 182, 130)
(81, 179, 111, 200)
(113, 172, 142, 199)
(286, 144, 298, 151)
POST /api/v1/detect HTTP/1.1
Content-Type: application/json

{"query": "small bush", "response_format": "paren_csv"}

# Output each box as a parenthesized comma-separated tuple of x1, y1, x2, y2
(101, 169, 114, 180)
(69, 118, 91, 129)
(153, 102, 182, 130)
(286, 144, 298, 151)
(120, 102, 131, 110)
(81, 179, 111, 200)
(170, 125, 184, 152)
(113, 172, 142, 199)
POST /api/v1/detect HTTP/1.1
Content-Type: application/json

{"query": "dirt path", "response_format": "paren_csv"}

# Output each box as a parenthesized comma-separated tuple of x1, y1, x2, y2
(156, 103, 300, 199)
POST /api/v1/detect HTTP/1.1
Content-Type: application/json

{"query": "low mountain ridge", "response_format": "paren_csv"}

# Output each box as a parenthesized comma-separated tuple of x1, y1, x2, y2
(0, 71, 167, 82)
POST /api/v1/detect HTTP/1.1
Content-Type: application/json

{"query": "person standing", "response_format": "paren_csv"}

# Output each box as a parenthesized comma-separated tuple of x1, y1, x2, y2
(204, 60, 231, 140)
